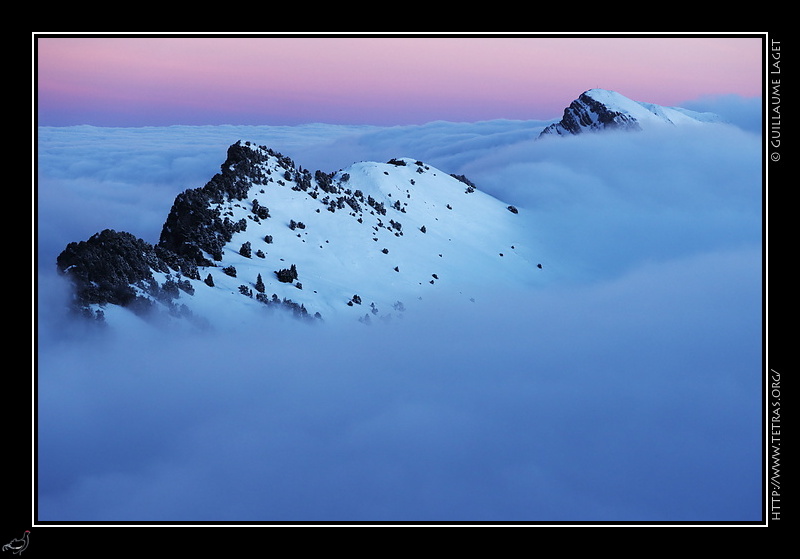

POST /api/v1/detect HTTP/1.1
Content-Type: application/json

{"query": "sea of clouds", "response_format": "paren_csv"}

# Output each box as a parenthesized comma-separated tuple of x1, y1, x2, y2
(35, 96, 763, 523)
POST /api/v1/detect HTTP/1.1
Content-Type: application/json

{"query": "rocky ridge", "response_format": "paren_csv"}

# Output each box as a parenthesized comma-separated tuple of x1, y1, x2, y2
(56, 141, 539, 326)
(539, 88, 723, 137)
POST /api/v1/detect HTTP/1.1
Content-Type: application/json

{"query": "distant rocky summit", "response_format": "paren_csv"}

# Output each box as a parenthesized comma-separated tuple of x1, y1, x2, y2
(539, 88, 723, 138)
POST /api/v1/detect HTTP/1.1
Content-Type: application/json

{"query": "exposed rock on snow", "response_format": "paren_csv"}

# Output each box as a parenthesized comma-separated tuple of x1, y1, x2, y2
(539, 89, 723, 138)
(57, 143, 540, 326)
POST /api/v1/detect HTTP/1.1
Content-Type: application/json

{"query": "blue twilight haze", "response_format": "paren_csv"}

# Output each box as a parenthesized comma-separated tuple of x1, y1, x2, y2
(36, 99, 762, 522)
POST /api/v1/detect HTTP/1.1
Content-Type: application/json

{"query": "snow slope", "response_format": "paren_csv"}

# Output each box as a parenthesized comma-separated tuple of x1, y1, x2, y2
(75, 143, 543, 327)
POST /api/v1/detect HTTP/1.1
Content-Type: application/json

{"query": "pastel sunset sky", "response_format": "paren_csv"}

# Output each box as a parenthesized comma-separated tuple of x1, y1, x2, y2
(35, 32, 766, 526)
(35, 34, 764, 126)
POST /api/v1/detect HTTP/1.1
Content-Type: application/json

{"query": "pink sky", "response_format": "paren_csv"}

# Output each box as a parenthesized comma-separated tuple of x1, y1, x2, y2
(35, 35, 764, 126)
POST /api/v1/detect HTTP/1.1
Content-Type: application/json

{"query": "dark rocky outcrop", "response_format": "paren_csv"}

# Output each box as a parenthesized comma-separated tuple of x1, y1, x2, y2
(275, 264, 298, 284)
(158, 141, 287, 265)
(53, 141, 320, 321)
(56, 229, 198, 312)
(539, 91, 641, 137)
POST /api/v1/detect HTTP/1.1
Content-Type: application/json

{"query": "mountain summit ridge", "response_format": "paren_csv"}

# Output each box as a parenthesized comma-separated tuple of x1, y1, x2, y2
(539, 88, 723, 138)
(57, 89, 714, 327)
(57, 141, 539, 327)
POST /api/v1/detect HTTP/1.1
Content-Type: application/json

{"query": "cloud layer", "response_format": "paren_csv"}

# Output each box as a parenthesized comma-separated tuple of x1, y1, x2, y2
(36, 115, 763, 522)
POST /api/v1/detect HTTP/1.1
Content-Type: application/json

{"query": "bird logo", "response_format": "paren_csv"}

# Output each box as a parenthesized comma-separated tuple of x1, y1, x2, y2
(2, 531, 29, 555)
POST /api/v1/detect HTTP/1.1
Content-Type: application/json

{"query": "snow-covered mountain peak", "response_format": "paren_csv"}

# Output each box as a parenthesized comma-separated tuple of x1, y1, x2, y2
(57, 141, 542, 328)
(539, 88, 723, 138)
